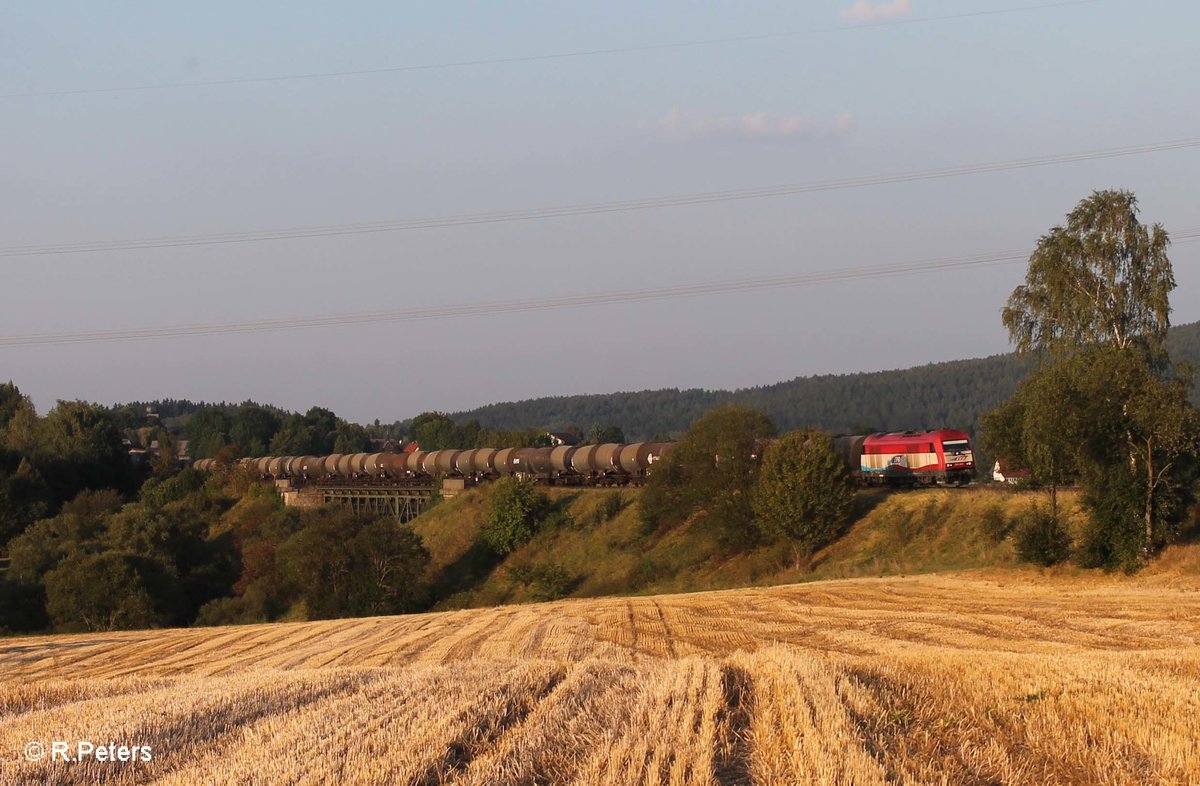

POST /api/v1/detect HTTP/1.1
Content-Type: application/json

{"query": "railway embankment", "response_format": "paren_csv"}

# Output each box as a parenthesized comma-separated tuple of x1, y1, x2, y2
(409, 485, 1199, 611)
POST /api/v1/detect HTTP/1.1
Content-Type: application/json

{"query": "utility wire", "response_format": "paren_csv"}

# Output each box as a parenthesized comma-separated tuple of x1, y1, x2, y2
(2, 135, 1195, 260)
(4, 230, 1197, 348)
(3, 0, 1103, 100)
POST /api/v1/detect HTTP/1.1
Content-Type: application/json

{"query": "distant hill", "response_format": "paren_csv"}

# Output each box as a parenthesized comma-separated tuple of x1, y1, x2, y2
(454, 321, 1200, 440)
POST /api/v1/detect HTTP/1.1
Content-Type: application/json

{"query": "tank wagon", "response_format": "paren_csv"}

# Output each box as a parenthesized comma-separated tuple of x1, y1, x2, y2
(195, 428, 975, 488)
(195, 441, 675, 486)
(832, 429, 974, 486)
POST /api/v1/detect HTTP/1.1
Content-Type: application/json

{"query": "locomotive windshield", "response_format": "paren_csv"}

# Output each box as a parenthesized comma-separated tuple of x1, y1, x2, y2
(942, 440, 971, 453)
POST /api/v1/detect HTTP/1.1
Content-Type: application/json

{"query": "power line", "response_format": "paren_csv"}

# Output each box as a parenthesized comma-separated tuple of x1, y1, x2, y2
(3, 0, 1102, 100)
(4, 231, 1197, 348)
(3, 135, 1196, 260)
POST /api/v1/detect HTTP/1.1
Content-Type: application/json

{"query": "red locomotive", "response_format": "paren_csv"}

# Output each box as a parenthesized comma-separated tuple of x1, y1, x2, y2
(833, 429, 975, 486)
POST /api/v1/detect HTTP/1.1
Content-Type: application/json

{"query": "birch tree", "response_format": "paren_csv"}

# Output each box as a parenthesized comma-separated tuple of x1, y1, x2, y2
(1002, 189, 1173, 357)
(992, 191, 1195, 567)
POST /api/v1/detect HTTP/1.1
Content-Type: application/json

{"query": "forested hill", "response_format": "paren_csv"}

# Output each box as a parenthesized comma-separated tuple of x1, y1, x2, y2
(454, 321, 1200, 440)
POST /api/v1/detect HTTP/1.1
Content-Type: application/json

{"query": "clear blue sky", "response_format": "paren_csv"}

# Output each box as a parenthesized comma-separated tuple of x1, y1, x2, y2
(2, 0, 1198, 423)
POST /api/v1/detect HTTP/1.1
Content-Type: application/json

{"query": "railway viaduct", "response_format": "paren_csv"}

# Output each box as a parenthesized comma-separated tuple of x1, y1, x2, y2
(276, 478, 447, 523)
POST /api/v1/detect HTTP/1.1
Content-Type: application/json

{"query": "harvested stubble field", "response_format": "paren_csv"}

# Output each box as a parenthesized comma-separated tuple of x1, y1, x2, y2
(3, 573, 1199, 785)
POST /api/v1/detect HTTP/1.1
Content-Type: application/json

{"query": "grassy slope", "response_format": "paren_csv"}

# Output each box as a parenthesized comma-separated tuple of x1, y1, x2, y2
(409, 484, 1193, 610)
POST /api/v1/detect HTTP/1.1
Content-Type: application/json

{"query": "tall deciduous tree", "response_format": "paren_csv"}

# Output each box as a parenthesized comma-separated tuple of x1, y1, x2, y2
(332, 421, 373, 454)
(1002, 189, 1173, 356)
(640, 405, 775, 540)
(230, 404, 281, 457)
(303, 407, 339, 454)
(0, 382, 27, 436)
(347, 520, 430, 614)
(43, 551, 175, 632)
(0, 457, 51, 545)
(1061, 348, 1198, 565)
(411, 412, 458, 450)
(980, 362, 1082, 516)
(1, 400, 39, 456)
(276, 508, 428, 618)
(269, 414, 316, 456)
(34, 401, 133, 498)
(183, 407, 231, 459)
(585, 424, 625, 445)
(988, 190, 1194, 567)
(751, 430, 854, 552)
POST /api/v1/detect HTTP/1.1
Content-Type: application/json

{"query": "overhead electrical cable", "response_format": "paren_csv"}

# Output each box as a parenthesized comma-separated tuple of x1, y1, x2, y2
(2, 135, 1196, 260)
(3, 0, 1103, 100)
(3, 229, 1197, 348)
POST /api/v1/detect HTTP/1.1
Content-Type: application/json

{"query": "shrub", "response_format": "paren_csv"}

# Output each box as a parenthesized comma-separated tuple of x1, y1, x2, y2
(592, 491, 625, 525)
(508, 562, 575, 601)
(1013, 507, 1072, 566)
(480, 478, 549, 555)
(542, 508, 577, 532)
(979, 504, 1014, 542)
(194, 594, 261, 627)
(528, 563, 574, 601)
(139, 467, 206, 509)
(630, 557, 664, 589)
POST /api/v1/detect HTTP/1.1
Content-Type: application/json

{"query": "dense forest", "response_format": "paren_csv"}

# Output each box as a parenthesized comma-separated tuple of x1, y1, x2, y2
(0, 384, 431, 634)
(453, 321, 1200, 440)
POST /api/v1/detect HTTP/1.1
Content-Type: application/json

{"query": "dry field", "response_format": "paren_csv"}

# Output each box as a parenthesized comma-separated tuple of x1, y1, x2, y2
(2, 573, 1199, 785)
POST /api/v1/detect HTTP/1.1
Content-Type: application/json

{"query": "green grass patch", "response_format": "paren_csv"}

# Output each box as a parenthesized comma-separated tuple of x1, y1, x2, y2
(406, 484, 1093, 610)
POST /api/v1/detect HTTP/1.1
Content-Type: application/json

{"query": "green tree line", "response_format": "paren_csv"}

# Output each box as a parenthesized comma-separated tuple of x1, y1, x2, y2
(1, 466, 429, 634)
(450, 325, 1200, 441)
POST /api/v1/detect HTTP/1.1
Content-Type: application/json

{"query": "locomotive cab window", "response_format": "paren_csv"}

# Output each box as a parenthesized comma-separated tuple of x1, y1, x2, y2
(942, 440, 970, 452)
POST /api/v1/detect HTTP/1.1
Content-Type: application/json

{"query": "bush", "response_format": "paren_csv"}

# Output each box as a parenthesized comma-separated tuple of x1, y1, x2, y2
(979, 504, 1014, 542)
(592, 491, 625, 525)
(275, 509, 430, 619)
(1014, 507, 1072, 566)
(139, 467, 206, 509)
(631, 557, 662, 589)
(542, 508, 577, 532)
(194, 594, 262, 627)
(43, 551, 177, 632)
(507, 562, 575, 601)
(479, 478, 549, 555)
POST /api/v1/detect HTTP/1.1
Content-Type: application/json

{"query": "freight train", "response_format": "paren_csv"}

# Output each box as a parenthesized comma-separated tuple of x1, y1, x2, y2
(193, 442, 675, 485)
(193, 428, 975, 487)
